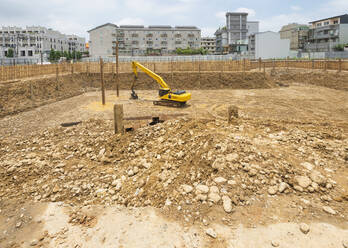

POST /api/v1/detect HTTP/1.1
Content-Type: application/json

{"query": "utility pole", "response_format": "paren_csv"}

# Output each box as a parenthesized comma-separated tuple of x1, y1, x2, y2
(116, 41, 119, 97)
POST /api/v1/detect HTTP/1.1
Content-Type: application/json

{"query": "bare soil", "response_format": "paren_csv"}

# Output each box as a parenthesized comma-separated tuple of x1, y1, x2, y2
(0, 70, 347, 247)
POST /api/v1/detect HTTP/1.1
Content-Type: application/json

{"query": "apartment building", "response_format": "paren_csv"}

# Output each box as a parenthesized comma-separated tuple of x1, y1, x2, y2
(215, 12, 259, 54)
(214, 27, 228, 54)
(305, 14, 348, 52)
(0, 26, 85, 59)
(249, 31, 290, 59)
(201, 37, 216, 53)
(88, 23, 201, 57)
(279, 23, 309, 51)
(247, 21, 259, 37)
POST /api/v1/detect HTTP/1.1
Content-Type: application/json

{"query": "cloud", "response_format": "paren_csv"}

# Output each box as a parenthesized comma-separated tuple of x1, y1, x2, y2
(116, 18, 145, 26)
(124, 0, 190, 15)
(290, 6, 302, 11)
(235, 8, 256, 17)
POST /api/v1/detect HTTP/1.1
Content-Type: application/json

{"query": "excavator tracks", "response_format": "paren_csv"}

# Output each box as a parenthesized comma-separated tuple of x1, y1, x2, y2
(153, 100, 186, 108)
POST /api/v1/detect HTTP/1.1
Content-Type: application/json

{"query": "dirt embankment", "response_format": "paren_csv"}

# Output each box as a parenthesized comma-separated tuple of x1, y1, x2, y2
(0, 72, 273, 118)
(80, 72, 274, 90)
(273, 70, 348, 91)
(0, 75, 83, 118)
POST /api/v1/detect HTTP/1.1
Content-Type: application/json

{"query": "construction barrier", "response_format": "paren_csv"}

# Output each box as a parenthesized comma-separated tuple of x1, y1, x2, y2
(1, 59, 347, 83)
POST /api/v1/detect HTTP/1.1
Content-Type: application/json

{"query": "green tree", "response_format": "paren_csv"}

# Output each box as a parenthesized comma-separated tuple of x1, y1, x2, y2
(6, 48, 14, 58)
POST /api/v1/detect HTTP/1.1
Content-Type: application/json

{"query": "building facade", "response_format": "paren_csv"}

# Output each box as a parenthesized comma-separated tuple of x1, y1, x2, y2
(279, 23, 309, 51)
(249, 31, 290, 59)
(201, 37, 216, 53)
(88, 23, 201, 57)
(214, 27, 228, 54)
(215, 13, 259, 54)
(0, 26, 85, 59)
(247, 21, 259, 37)
(226, 12, 248, 44)
(305, 14, 348, 52)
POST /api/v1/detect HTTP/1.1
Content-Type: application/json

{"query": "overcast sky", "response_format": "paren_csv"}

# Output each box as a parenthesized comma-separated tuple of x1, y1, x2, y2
(0, 0, 347, 40)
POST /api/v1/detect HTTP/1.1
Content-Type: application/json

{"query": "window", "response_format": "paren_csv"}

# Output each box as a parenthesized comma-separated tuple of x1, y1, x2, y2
(316, 23, 322, 27)
(324, 21, 329, 25)
(334, 20, 338, 24)
(20, 50, 25, 56)
(28, 50, 33, 56)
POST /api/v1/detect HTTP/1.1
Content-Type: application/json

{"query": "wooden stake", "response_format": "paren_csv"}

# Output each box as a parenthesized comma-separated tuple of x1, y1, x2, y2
(263, 62, 266, 79)
(114, 104, 124, 134)
(338, 58, 342, 73)
(227, 105, 238, 124)
(171, 60, 174, 85)
(116, 41, 119, 97)
(100, 58, 105, 105)
(56, 65, 59, 82)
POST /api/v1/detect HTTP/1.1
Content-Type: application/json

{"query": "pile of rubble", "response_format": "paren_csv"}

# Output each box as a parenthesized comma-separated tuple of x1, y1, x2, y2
(1, 117, 347, 216)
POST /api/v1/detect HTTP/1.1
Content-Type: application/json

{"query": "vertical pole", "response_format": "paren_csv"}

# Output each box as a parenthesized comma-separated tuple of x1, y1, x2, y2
(114, 104, 124, 134)
(198, 61, 201, 86)
(338, 58, 342, 73)
(116, 41, 119, 97)
(171, 59, 174, 85)
(30, 83, 34, 100)
(100, 58, 105, 105)
(258, 57, 261, 71)
(56, 65, 59, 82)
(263, 62, 266, 79)
(243, 59, 246, 79)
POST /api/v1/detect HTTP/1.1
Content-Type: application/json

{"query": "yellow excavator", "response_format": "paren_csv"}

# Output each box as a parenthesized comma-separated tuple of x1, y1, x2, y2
(131, 61, 191, 107)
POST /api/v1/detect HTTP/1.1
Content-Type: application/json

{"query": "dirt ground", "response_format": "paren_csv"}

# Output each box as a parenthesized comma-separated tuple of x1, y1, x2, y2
(0, 70, 348, 247)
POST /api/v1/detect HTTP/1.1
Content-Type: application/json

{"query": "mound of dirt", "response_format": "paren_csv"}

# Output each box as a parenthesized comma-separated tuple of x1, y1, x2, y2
(1, 117, 347, 221)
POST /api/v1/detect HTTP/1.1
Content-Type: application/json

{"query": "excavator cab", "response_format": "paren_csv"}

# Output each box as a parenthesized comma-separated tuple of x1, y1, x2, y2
(131, 61, 191, 107)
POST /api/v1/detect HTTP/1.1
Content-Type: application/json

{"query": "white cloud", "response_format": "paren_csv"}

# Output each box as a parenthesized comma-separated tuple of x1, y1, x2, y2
(235, 8, 256, 17)
(116, 17, 145, 26)
(290, 5, 302, 11)
(201, 27, 217, 37)
(327, 0, 348, 9)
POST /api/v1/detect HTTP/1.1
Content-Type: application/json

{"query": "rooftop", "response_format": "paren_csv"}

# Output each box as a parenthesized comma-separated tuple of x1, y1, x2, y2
(309, 14, 348, 23)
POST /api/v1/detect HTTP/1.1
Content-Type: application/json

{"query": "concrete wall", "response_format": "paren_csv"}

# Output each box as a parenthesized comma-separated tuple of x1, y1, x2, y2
(255, 32, 290, 59)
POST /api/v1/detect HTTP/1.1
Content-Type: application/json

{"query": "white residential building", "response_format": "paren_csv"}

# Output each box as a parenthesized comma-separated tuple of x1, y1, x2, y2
(0, 26, 85, 59)
(88, 23, 201, 57)
(249, 31, 290, 59)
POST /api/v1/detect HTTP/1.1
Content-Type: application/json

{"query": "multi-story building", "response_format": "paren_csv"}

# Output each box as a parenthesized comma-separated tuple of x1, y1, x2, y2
(214, 27, 228, 54)
(226, 12, 248, 44)
(88, 23, 201, 57)
(305, 14, 348, 52)
(248, 31, 290, 59)
(215, 13, 259, 54)
(279, 23, 309, 51)
(0, 26, 85, 59)
(201, 37, 216, 53)
(247, 21, 259, 37)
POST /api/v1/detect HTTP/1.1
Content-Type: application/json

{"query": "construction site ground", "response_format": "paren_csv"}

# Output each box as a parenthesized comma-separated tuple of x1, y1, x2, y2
(0, 69, 348, 247)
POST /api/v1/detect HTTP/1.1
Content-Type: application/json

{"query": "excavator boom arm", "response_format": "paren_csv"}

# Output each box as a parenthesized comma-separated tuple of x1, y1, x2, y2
(132, 61, 170, 90)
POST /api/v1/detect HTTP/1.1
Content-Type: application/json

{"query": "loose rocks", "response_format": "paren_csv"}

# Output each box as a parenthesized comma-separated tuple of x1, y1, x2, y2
(299, 223, 310, 234)
(205, 228, 217, 239)
(323, 206, 336, 215)
(222, 195, 233, 213)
